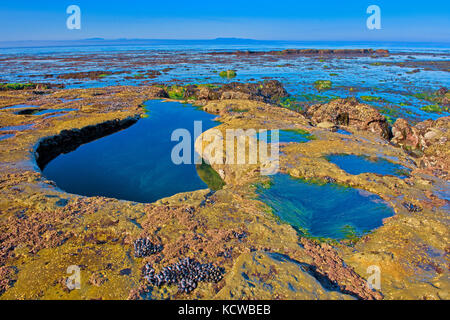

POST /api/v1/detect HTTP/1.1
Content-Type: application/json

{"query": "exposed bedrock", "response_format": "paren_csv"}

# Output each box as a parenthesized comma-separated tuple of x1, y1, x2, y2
(35, 116, 139, 169)
(182, 80, 288, 103)
(306, 97, 392, 139)
(391, 116, 449, 178)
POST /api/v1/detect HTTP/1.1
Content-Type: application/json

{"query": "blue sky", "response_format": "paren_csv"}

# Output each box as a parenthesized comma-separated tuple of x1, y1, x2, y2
(1, 0, 449, 42)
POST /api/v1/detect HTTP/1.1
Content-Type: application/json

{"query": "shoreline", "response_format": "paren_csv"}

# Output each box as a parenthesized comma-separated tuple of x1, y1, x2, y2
(0, 82, 448, 299)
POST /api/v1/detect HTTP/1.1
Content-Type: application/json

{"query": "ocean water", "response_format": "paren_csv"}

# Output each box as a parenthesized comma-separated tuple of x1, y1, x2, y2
(256, 173, 394, 239)
(0, 40, 448, 122)
(42, 100, 220, 203)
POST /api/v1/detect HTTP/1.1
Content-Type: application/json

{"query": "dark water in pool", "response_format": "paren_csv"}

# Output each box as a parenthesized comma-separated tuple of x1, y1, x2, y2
(326, 154, 411, 178)
(42, 100, 220, 203)
(256, 174, 394, 239)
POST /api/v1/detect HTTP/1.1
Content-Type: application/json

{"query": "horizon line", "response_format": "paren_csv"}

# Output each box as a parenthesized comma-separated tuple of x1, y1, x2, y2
(1, 38, 450, 44)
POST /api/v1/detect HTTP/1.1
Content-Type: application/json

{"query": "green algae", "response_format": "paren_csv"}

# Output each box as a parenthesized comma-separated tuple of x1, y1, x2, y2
(219, 70, 237, 78)
(167, 85, 186, 100)
(420, 104, 449, 114)
(230, 107, 249, 113)
(360, 95, 383, 102)
(278, 97, 303, 111)
(284, 129, 316, 141)
(197, 84, 219, 89)
(0, 83, 37, 91)
(313, 80, 332, 91)
(196, 161, 225, 191)
(255, 174, 395, 240)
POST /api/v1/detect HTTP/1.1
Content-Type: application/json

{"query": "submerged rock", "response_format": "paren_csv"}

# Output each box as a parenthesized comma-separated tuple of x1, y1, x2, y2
(307, 98, 391, 139)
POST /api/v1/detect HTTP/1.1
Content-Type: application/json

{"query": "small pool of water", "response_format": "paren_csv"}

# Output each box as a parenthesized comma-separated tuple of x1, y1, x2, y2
(34, 108, 77, 115)
(0, 124, 34, 131)
(336, 128, 352, 135)
(256, 129, 312, 143)
(15, 108, 77, 115)
(326, 154, 411, 178)
(42, 100, 222, 203)
(0, 133, 14, 141)
(257, 174, 394, 239)
(0, 104, 39, 110)
(256, 174, 394, 239)
(43, 113, 71, 119)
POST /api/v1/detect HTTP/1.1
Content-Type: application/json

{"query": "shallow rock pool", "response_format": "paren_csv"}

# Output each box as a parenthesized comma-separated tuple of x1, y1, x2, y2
(42, 100, 222, 202)
(256, 173, 394, 239)
(326, 154, 411, 178)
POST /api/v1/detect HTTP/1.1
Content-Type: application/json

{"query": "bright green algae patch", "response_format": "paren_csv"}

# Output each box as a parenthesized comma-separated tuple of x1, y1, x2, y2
(313, 80, 332, 91)
(219, 70, 237, 78)
(256, 174, 394, 240)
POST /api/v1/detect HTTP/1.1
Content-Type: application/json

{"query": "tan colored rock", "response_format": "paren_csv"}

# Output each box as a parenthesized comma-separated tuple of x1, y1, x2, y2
(391, 116, 449, 178)
(220, 91, 252, 100)
(391, 118, 419, 148)
(317, 121, 337, 129)
(215, 251, 355, 300)
(307, 98, 391, 139)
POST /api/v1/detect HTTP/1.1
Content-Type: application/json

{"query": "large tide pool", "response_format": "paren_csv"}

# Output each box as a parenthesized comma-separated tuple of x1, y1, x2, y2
(42, 100, 223, 203)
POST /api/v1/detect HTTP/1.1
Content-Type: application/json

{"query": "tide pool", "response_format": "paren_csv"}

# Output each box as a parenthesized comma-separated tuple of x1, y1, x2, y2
(42, 100, 222, 202)
(326, 154, 411, 178)
(256, 173, 394, 239)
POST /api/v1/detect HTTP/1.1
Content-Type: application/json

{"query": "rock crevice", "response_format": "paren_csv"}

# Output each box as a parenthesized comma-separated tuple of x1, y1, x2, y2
(35, 116, 139, 170)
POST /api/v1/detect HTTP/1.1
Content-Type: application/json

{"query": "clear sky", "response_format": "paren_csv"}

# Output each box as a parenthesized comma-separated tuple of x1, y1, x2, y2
(0, 0, 449, 42)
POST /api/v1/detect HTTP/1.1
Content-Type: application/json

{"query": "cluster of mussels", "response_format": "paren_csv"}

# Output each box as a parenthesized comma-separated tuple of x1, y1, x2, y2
(134, 238, 163, 258)
(143, 258, 225, 294)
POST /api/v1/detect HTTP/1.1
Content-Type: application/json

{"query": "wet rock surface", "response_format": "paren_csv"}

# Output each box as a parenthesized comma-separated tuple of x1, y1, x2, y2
(0, 83, 448, 300)
(207, 48, 389, 57)
(56, 71, 126, 80)
(391, 116, 449, 178)
(173, 80, 288, 104)
(307, 97, 391, 139)
(300, 238, 382, 300)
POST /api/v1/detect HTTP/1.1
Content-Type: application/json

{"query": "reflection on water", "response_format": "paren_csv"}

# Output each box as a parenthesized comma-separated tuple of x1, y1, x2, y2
(42, 100, 222, 203)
